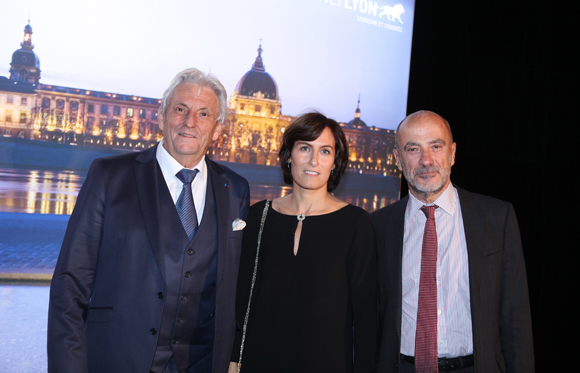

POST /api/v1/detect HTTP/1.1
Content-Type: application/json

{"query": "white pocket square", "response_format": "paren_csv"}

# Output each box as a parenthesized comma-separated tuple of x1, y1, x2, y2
(232, 218, 246, 231)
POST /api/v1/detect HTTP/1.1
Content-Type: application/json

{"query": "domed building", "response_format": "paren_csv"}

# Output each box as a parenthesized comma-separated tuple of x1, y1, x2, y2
(338, 97, 399, 176)
(1, 25, 398, 178)
(10, 23, 41, 84)
(209, 48, 399, 176)
(214, 44, 294, 165)
(233, 44, 279, 101)
(0, 23, 39, 138)
(345, 96, 368, 129)
(1, 22, 161, 147)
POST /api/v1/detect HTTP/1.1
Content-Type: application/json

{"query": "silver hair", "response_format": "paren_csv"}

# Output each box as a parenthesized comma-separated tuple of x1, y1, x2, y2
(160, 68, 228, 124)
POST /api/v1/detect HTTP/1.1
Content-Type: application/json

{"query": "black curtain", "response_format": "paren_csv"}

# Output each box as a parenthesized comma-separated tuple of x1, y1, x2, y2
(406, 1, 575, 370)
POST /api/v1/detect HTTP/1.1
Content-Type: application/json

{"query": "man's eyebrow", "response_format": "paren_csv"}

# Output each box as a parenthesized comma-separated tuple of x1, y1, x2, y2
(427, 139, 446, 145)
(174, 102, 214, 112)
(403, 139, 446, 150)
(403, 141, 420, 149)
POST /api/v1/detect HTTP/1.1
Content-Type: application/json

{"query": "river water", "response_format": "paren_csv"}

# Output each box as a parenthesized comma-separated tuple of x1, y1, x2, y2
(0, 167, 397, 215)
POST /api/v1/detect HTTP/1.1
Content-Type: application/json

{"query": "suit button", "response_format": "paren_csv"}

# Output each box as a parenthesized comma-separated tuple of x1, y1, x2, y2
(172, 339, 177, 344)
(187, 249, 194, 255)
(150, 328, 157, 335)
(185, 272, 191, 278)
(181, 295, 187, 301)
(157, 292, 164, 299)
(177, 317, 183, 323)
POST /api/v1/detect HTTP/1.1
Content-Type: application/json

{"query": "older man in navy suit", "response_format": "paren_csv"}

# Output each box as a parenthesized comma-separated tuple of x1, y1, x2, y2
(371, 111, 533, 372)
(48, 68, 250, 373)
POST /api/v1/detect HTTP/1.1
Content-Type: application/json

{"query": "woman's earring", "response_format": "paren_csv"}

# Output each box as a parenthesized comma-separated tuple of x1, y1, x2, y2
(287, 161, 291, 168)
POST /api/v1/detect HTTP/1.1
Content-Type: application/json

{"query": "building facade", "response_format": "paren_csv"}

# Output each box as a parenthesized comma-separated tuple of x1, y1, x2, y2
(1, 23, 399, 176)
(1, 23, 161, 150)
(340, 98, 399, 176)
(31, 84, 161, 150)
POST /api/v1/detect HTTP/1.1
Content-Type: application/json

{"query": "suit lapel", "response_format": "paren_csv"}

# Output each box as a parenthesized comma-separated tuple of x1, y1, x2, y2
(134, 145, 167, 282)
(456, 187, 486, 331)
(206, 159, 230, 288)
(389, 196, 407, 340)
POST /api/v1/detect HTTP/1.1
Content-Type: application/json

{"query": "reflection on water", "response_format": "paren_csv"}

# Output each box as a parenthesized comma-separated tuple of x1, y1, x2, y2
(249, 184, 293, 206)
(0, 168, 83, 215)
(0, 167, 397, 215)
(248, 184, 397, 212)
(337, 192, 397, 213)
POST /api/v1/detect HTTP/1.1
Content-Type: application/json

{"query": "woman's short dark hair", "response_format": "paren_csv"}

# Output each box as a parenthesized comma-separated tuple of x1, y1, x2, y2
(279, 112, 349, 192)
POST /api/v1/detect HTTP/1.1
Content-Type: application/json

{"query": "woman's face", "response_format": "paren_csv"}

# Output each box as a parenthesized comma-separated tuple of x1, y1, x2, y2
(290, 127, 336, 192)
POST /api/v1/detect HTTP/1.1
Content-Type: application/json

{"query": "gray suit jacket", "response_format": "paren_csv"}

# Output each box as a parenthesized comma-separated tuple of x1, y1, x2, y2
(371, 186, 534, 372)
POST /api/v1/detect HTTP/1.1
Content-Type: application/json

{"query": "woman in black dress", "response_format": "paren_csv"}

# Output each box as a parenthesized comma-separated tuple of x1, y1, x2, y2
(229, 113, 377, 373)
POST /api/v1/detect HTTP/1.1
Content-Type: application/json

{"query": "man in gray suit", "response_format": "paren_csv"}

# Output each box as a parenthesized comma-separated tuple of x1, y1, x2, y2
(371, 110, 533, 372)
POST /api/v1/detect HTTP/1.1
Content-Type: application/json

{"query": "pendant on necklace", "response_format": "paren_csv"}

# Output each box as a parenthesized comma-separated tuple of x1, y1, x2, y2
(297, 213, 306, 221)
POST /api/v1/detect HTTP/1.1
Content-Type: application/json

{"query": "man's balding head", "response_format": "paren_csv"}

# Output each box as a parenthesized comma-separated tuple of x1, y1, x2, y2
(395, 110, 453, 151)
(393, 110, 456, 204)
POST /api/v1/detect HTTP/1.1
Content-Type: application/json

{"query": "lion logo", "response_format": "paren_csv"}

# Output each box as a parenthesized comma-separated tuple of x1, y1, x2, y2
(378, 4, 405, 24)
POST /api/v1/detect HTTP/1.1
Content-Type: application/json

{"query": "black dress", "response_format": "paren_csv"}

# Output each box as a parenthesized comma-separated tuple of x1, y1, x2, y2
(232, 200, 377, 373)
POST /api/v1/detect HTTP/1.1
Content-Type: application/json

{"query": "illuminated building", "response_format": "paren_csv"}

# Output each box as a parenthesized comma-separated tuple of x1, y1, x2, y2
(1, 23, 161, 149)
(210, 45, 400, 176)
(210, 44, 293, 166)
(1, 24, 398, 176)
(30, 84, 161, 149)
(10, 22, 41, 84)
(0, 82, 35, 139)
(340, 97, 399, 176)
(0, 23, 38, 139)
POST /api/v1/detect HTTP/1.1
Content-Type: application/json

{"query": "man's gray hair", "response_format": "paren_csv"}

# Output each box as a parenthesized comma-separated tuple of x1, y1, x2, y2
(160, 68, 228, 124)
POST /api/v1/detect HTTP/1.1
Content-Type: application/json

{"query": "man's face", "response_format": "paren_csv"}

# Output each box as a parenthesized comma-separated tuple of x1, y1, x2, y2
(158, 82, 223, 168)
(393, 112, 456, 203)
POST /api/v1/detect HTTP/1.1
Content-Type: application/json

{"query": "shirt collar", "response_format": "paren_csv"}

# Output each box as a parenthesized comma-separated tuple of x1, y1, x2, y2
(156, 138, 207, 183)
(405, 182, 457, 219)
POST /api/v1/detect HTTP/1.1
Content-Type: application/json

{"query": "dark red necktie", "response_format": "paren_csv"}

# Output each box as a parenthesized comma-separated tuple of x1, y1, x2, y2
(415, 205, 439, 373)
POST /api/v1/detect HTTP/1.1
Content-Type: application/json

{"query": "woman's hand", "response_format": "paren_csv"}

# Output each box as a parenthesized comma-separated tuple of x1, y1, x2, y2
(228, 361, 239, 373)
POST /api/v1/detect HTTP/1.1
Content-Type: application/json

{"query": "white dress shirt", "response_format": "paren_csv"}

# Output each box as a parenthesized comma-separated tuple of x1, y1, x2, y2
(156, 138, 207, 226)
(400, 183, 473, 358)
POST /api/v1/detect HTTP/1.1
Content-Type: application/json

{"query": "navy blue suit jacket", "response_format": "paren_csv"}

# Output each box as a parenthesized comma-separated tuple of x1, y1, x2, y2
(47, 144, 250, 373)
(371, 186, 534, 372)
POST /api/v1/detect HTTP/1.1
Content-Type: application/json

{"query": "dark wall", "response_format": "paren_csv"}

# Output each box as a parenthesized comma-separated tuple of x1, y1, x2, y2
(406, 1, 574, 370)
